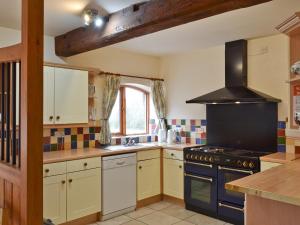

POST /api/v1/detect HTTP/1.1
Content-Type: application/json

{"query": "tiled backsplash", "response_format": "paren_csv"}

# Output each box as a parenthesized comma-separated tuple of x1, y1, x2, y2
(167, 119, 207, 145)
(43, 126, 101, 152)
(277, 121, 286, 152)
(43, 120, 286, 152)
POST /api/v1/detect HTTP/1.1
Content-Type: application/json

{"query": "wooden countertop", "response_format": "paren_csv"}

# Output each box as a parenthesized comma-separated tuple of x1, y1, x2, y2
(43, 142, 198, 164)
(260, 152, 300, 164)
(226, 159, 300, 207)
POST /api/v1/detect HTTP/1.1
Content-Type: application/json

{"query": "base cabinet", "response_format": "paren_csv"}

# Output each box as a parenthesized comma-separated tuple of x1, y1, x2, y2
(163, 158, 184, 199)
(43, 174, 67, 224)
(43, 158, 101, 224)
(67, 168, 101, 221)
(261, 161, 282, 172)
(137, 151, 161, 201)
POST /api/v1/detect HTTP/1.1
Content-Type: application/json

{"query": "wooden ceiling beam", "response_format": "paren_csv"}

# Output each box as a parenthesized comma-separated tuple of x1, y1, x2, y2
(55, 0, 272, 57)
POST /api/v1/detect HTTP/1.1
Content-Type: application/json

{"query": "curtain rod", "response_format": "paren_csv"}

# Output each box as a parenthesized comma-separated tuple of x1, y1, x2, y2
(99, 71, 164, 81)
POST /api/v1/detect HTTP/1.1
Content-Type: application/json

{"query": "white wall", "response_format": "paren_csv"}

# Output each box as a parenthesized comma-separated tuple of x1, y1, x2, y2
(65, 47, 161, 78)
(0, 26, 66, 64)
(160, 45, 225, 119)
(160, 34, 290, 121)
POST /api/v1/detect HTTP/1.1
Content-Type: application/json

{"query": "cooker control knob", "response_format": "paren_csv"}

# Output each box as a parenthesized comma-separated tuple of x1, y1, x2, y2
(243, 161, 249, 168)
(204, 156, 208, 161)
(194, 155, 199, 160)
(249, 162, 255, 169)
(237, 160, 242, 167)
(190, 154, 194, 160)
(200, 155, 204, 161)
(209, 157, 213, 162)
(186, 154, 190, 159)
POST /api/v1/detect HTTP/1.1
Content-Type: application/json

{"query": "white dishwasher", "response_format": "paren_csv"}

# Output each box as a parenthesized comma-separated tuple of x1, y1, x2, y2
(102, 153, 136, 220)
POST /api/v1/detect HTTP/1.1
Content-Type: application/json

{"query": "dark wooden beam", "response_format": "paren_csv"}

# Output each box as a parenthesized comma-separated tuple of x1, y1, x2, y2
(55, 0, 272, 57)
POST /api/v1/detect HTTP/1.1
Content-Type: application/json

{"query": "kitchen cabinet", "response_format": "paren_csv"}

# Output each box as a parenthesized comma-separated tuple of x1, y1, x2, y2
(67, 168, 101, 221)
(44, 66, 55, 124)
(43, 157, 101, 224)
(137, 149, 161, 201)
(43, 66, 88, 125)
(163, 158, 184, 199)
(43, 174, 67, 224)
(260, 161, 282, 172)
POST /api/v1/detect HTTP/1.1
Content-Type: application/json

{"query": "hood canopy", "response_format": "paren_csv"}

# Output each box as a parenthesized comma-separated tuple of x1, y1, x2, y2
(186, 40, 281, 104)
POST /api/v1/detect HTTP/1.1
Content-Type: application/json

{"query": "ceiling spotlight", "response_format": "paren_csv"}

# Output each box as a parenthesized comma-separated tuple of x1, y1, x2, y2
(95, 16, 104, 27)
(82, 9, 103, 27)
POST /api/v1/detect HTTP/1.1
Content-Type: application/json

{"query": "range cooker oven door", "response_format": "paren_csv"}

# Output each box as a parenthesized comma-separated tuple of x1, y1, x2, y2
(218, 166, 254, 206)
(184, 172, 217, 215)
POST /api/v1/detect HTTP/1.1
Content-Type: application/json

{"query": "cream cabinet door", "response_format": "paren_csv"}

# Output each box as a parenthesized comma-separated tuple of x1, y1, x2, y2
(137, 158, 161, 200)
(67, 168, 101, 221)
(260, 161, 282, 172)
(163, 158, 184, 199)
(43, 66, 55, 124)
(43, 174, 67, 225)
(54, 68, 88, 124)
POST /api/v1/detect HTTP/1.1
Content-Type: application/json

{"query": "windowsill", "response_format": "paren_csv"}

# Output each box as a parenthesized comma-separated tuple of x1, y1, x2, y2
(112, 134, 157, 139)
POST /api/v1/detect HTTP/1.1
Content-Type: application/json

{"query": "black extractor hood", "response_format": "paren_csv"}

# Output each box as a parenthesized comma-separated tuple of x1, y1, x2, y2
(186, 40, 281, 104)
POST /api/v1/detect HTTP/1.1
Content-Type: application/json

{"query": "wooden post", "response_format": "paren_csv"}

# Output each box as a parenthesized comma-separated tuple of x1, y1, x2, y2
(20, 0, 44, 224)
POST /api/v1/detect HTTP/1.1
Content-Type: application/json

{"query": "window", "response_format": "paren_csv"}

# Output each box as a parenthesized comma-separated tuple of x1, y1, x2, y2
(109, 86, 150, 135)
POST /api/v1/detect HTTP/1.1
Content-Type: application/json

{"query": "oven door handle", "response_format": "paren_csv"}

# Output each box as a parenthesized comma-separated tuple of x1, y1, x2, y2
(184, 161, 213, 168)
(184, 173, 213, 183)
(218, 203, 244, 212)
(218, 166, 254, 175)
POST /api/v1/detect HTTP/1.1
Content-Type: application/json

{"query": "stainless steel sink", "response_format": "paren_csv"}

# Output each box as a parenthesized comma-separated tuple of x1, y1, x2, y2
(104, 143, 154, 151)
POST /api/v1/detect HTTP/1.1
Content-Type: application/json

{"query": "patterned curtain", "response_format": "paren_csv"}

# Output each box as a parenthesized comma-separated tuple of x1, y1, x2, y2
(150, 80, 167, 130)
(99, 75, 120, 145)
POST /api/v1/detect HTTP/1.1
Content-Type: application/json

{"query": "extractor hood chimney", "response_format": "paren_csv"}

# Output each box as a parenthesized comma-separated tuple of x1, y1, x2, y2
(186, 40, 281, 104)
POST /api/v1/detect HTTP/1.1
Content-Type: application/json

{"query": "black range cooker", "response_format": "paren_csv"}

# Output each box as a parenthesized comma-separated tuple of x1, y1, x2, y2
(183, 146, 270, 225)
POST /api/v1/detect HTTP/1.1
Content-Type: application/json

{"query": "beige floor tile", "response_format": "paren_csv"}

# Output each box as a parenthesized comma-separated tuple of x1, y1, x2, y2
(96, 220, 121, 225)
(147, 201, 172, 211)
(127, 207, 155, 219)
(122, 220, 146, 225)
(173, 221, 195, 225)
(161, 204, 195, 220)
(186, 214, 225, 225)
(137, 211, 181, 225)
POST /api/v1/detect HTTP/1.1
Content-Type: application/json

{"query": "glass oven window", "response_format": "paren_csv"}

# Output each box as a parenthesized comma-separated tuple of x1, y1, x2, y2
(191, 179, 211, 204)
(224, 173, 244, 198)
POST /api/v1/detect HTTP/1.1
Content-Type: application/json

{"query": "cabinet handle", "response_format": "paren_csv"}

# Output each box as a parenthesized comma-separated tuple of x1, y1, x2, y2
(49, 116, 53, 121)
(139, 166, 142, 169)
(45, 169, 50, 173)
(84, 162, 88, 167)
(179, 165, 182, 169)
(68, 179, 73, 183)
(61, 180, 66, 184)
(171, 153, 175, 156)
(56, 116, 60, 120)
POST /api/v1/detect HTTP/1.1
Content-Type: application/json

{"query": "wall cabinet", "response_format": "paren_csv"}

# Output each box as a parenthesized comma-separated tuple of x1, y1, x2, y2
(43, 157, 101, 224)
(137, 150, 161, 201)
(260, 161, 282, 172)
(163, 158, 184, 199)
(43, 66, 88, 125)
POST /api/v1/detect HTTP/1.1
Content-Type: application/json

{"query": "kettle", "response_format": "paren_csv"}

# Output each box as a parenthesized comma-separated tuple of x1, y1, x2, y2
(167, 129, 176, 144)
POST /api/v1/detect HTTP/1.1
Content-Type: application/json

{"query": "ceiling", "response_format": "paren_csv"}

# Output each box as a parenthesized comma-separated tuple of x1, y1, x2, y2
(0, 0, 299, 56)
(0, 0, 147, 36)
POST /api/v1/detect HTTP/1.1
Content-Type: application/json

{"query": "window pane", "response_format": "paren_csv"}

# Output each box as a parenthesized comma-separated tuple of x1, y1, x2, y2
(126, 87, 147, 134)
(109, 92, 121, 133)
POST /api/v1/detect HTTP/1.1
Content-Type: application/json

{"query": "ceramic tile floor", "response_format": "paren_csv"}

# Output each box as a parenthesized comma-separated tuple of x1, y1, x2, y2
(89, 201, 233, 225)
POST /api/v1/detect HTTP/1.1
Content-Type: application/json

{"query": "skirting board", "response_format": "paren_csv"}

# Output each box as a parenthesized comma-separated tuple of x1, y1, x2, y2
(60, 212, 101, 225)
(137, 194, 184, 208)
